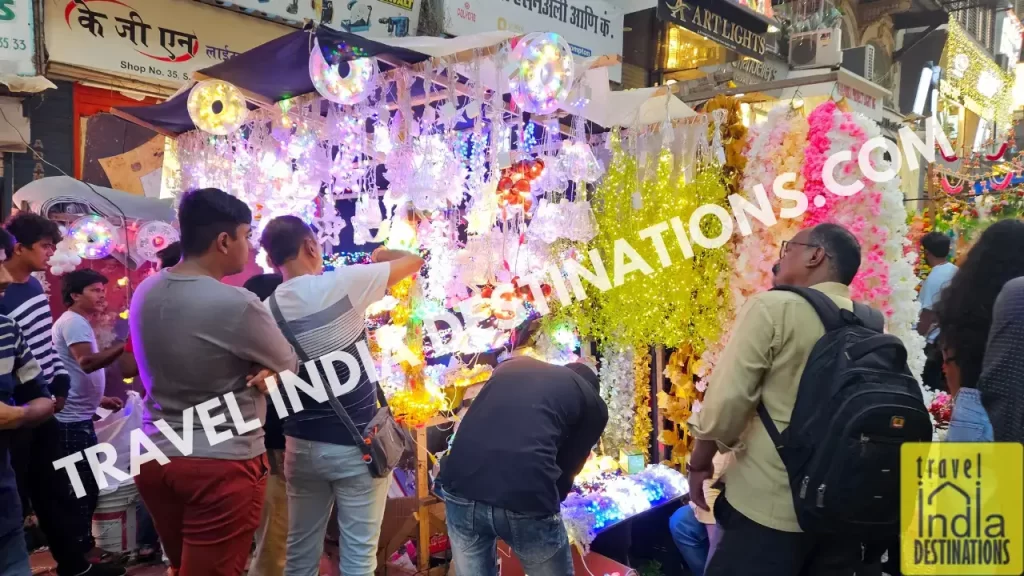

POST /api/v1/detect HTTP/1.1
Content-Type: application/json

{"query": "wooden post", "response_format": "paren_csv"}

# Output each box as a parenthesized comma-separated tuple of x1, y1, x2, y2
(416, 426, 431, 573)
(652, 345, 665, 463)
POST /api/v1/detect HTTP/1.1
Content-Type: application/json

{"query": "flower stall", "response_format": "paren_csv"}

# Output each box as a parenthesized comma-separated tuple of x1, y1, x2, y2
(110, 22, 929, 573)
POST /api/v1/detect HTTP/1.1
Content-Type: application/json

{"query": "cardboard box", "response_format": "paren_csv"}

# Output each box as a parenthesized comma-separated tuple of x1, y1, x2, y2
(376, 497, 447, 574)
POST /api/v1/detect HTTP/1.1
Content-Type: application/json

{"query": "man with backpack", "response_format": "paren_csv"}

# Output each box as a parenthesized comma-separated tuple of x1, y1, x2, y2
(687, 224, 931, 575)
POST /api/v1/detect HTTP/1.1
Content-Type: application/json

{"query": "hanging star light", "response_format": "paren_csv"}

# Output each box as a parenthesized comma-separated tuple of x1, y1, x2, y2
(313, 212, 347, 248)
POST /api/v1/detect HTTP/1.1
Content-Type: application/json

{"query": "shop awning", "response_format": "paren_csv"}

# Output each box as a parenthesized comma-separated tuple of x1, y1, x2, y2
(113, 26, 434, 136)
(13, 176, 176, 225)
(113, 25, 630, 136)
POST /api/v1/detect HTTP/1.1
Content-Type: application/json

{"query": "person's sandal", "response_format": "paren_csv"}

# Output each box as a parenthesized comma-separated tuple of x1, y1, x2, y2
(136, 546, 161, 563)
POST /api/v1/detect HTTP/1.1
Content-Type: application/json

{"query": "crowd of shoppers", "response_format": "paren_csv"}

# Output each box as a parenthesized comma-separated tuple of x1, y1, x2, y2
(6, 184, 1024, 576)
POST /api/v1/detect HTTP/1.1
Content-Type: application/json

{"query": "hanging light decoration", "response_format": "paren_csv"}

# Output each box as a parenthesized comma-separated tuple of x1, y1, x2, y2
(308, 37, 377, 106)
(68, 215, 117, 260)
(134, 221, 180, 263)
(509, 32, 575, 114)
(187, 79, 249, 136)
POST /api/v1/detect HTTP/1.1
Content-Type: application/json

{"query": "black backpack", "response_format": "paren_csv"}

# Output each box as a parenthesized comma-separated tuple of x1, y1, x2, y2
(760, 286, 933, 537)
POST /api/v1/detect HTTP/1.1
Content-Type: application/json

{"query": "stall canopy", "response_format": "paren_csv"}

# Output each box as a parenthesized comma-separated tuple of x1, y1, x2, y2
(14, 176, 176, 224)
(114, 26, 434, 136)
(112, 25, 690, 135)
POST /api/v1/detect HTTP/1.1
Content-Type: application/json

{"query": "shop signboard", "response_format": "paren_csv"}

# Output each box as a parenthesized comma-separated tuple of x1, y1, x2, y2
(0, 0, 36, 76)
(781, 69, 889, 123)
(223, 0, 422, 38)
(443, 0, 624, 82)
(696, 55, 787, 88)
(45, 0, 292, 87)
(656, 0, 771, 62)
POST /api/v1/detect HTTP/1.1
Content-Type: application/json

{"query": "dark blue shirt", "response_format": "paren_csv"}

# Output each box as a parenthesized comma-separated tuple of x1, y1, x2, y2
(0, 315, 50, 538)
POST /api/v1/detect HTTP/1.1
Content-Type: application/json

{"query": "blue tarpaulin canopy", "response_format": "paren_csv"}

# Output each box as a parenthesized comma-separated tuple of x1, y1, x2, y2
(112, 26, 434, 136)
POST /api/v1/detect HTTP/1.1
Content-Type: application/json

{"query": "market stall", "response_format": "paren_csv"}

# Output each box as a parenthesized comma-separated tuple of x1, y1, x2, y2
(104, 22, 933, 574)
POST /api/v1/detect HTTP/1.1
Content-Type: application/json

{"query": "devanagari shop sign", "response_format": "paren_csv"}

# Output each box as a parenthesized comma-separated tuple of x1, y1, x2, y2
(0, 0, 35, 76)
(45, 0, 292, 87)
(657, 0, 770, 62)
(443, 0, 624, 82)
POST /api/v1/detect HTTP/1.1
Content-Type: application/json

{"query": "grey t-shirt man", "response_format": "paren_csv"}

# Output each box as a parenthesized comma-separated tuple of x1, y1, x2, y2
(130, 270, 298, 460)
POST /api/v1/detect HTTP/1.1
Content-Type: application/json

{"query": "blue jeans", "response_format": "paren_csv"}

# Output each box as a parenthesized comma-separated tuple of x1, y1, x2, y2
(947, 388, 994, 442)
(670, 505, 709, 576)
(440, 487, 573, 576)
(283, 438, 389, 576)
(0, 526, 31, 576)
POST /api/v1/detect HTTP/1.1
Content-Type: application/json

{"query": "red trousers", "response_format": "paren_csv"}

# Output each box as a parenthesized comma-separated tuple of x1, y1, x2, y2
(136, 454, 268, 576)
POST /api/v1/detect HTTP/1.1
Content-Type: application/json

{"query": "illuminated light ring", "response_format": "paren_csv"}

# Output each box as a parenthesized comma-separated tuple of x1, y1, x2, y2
(68, 215, 117, 260)
(134, 220, 180, 263)
(509, 32, 575, 115)
(187, 79, 249, 136)
(308, 37, 377, 106)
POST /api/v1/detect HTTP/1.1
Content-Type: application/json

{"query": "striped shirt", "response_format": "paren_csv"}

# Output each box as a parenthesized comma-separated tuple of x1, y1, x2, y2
(267, 264, 390, 446)
(0, 277, 68, 397)
(0, 314, 49, 539)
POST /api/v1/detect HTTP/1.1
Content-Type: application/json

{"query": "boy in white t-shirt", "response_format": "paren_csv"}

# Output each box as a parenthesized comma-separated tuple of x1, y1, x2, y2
(52, 269, 126, 555)
(917, 232, 958, 391)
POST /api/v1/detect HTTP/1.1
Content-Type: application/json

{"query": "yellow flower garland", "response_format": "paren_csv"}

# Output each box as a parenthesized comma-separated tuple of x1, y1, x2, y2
(632, 346, 653, 463)
(657, 346, 701, 468)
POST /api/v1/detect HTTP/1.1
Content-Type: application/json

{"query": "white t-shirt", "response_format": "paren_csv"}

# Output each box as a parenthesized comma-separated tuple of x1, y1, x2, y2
(918, 262, 958, 344)
(52, 311, 104, 423)
(266, 264, 390, 445)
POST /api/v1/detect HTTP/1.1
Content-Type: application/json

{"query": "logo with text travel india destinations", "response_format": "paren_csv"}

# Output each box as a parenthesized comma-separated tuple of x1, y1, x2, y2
(901, 443, 1023, 575)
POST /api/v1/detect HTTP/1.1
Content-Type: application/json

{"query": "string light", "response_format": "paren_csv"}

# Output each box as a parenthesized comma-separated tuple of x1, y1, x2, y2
(942, 17, 1015, 128)
(559, 132, 732, 349)
(509, 32, 575, 114)
(187, 79, 248, 136)
(323, 251, 372, 270)
(68, 215, 117, 260)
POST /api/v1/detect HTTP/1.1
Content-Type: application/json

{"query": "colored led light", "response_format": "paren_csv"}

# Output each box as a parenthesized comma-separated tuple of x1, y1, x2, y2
(509, 32, 575, 115)
(309, 37, 377, 106)
(68, 215, 117, 260)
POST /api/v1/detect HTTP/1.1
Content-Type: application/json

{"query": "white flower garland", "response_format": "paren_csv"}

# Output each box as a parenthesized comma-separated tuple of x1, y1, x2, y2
(598, 344, 635, 456)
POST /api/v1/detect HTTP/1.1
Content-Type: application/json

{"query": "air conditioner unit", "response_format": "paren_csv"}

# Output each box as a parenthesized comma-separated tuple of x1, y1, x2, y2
(841, 45, 876, 81)
(790, 28, 842, 70)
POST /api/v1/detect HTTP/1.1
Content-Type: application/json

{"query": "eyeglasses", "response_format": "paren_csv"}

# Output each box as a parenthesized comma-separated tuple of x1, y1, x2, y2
(779, 240, 830, 260)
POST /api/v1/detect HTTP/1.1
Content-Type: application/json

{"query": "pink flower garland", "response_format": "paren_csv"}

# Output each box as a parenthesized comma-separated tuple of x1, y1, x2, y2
(799, 102, 892, 313)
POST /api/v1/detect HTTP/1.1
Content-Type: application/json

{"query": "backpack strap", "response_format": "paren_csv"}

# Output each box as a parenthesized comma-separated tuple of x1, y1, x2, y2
(853, 302, 885, 333)
(771, 285, 845, 331)
(268, 293, 375, 454)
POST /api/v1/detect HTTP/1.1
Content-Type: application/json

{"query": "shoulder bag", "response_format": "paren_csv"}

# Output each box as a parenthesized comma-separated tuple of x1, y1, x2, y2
(269, 293, 412, 478)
